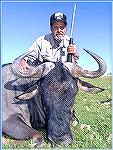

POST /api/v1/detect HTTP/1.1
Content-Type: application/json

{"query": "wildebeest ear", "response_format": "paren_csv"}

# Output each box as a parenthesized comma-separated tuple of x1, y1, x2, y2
(15, 84, 39, 100)
(78, 79, 105, 94)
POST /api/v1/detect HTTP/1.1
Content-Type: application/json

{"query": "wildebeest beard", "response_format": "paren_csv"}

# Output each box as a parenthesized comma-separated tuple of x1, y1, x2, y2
(38, 62, 78, 145)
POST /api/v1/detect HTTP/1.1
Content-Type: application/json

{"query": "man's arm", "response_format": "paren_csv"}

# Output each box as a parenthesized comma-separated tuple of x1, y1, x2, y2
(18, 39, 43, 73)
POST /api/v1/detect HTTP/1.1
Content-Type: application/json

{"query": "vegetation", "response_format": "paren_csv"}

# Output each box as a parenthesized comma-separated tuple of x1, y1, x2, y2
(2, 76, 112, 149)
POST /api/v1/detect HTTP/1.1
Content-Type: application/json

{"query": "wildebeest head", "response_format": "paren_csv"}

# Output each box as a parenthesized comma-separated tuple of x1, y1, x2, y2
(13, 49, 107, 145)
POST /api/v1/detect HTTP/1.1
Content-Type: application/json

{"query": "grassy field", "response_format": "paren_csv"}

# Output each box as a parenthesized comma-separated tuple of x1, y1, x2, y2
(2, 75, 112, 149)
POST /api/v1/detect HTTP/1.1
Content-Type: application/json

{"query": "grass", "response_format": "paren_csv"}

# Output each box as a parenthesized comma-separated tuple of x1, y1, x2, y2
(2, 75, 112, 149)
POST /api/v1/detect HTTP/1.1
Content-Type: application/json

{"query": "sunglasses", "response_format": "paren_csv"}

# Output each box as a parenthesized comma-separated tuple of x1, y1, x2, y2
(52, 26, 66, 30)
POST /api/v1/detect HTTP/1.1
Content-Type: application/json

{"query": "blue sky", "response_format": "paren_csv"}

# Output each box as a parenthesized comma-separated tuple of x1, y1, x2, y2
(1, 1, 112, 74)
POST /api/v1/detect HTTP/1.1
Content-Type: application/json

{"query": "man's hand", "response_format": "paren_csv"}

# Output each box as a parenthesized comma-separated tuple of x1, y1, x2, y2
(67, 44, 79, 60)
(18, 58, 29, 73)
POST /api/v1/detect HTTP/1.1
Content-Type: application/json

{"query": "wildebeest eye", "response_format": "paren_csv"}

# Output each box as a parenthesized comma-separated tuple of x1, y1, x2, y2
(15, 84, 39, 100)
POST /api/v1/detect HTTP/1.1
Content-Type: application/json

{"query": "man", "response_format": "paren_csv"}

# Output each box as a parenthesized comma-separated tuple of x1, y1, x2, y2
(19, 12, 79, 73)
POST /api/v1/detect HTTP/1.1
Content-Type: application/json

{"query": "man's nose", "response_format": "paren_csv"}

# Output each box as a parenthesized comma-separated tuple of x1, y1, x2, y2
(57, 27, 62, 32)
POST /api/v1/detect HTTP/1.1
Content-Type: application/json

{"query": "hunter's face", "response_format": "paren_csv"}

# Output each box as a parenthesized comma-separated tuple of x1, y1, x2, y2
(51, 22, 66, 41)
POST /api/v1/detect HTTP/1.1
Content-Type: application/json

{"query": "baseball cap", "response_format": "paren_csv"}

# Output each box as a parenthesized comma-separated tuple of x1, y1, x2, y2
(50, 12, 67, 26)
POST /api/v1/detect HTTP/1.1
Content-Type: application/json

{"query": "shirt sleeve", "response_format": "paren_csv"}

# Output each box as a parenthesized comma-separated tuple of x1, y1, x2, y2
(27, 38, 44, 62)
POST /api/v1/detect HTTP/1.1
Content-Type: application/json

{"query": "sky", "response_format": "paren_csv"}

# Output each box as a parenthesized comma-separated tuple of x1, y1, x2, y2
(1, 0, 112, 74)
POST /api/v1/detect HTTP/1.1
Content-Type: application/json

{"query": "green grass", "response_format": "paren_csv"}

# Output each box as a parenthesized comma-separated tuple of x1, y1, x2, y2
(2, 76, 112, 149)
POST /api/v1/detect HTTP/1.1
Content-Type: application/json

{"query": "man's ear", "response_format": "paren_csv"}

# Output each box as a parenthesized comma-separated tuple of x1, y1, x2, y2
(50, 26, 53, 32)
(77, 79, 105, 94)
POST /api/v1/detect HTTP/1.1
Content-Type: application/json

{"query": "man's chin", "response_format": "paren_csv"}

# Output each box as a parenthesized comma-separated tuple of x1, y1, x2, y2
(54, 36, 64, 41)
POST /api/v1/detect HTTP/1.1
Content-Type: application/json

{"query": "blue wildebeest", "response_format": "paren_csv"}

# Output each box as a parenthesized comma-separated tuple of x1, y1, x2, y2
(2, 49, 107, 146)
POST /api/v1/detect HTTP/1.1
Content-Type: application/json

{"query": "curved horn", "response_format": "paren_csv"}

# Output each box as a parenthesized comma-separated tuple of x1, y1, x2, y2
(81, 49, 107, 78)
(12, 52, 55, 78)
(64, 49, 107, 78)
